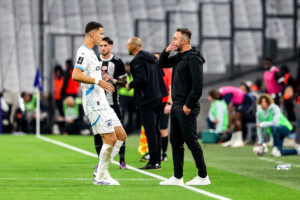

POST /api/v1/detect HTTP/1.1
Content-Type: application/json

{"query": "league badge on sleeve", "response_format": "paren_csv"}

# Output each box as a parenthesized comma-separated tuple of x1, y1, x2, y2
(77, 57, 84, 64)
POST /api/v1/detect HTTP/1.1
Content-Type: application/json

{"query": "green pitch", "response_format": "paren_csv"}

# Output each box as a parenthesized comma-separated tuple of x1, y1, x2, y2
(0, 134, 300, 200)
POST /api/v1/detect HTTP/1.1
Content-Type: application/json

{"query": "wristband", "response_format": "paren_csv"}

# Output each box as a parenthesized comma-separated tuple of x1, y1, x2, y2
(94, 77, 100, 85)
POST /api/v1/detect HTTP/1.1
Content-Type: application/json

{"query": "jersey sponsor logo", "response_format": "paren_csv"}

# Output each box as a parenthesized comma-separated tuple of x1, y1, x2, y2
(105, 119, 112, 128)
(77, 57, 84, 64)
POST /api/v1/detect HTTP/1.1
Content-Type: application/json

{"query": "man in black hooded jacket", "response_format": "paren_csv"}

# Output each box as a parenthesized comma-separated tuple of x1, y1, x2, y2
(158, 28, 211, 186)
(126, 37, 168, 169)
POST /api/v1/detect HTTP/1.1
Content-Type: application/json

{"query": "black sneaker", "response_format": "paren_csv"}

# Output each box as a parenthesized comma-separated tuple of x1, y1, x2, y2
(140, 153, 150, 162)
(139, 163, 161, 170)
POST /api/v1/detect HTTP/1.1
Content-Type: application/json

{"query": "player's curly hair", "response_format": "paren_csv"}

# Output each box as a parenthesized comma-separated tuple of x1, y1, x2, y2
(257, 93, 273, 105)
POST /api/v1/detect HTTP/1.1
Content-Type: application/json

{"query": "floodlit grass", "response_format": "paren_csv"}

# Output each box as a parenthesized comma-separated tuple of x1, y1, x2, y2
(0, 134, 299, 200)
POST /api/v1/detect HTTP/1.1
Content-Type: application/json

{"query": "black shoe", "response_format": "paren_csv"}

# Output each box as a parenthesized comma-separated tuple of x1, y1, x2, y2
(139, 163, 161, 170)
(140, 153, 150, 162)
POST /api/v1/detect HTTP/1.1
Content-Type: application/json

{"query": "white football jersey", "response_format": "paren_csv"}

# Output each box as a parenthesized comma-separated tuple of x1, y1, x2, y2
(74, 44, 110, 115)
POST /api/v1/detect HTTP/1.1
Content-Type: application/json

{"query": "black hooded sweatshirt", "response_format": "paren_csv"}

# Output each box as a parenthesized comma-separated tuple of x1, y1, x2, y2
(159, 48, 205, 109)
(129, 50, 168, 108)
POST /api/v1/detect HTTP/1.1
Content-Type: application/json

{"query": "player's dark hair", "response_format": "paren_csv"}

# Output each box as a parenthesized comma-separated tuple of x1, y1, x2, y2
(65, 59, 73, 69)
(85, 21, 103, 34)
(264, 57, 273, 64)
(54, 65, 63, 74)
(102, 37, 113, 45)
(208, 89, 222, 100)
(176, 28, 192, 39)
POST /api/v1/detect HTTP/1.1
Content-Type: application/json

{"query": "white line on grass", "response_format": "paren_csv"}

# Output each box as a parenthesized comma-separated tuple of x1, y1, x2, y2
(258, 157, 300, 168)
(0, 178, 156, 181)
(37, 135, 231, 200)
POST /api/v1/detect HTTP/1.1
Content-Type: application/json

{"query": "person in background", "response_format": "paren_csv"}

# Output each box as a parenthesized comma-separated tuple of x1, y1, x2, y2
(59, 96, 88, 135)
(53, 65, 64, 117)
(207, 90, 229, 142)
(154, 52, 172, 162)
(280, 65, 294, 89)
(263, 57, 283, 105)
(256, 93, 300, 157)
(118, 63, 138, 134)
(219, 86, 255, 147)
(282, 86, 296, 122)
(19, 92, 47, 133)
(126, 37, 168, 170)
(61, 59, 80, 98)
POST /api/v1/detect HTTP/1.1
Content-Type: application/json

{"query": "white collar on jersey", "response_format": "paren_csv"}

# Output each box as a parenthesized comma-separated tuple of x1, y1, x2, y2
(100, 54, 113, 61)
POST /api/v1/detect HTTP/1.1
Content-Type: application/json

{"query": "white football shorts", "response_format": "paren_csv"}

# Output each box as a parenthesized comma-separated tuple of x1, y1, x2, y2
(88, 107, 121, 135)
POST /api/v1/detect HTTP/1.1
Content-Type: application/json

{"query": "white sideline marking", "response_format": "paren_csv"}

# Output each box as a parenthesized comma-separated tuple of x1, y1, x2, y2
(258, 157, 300, 168)
(37, 135, 231, 200)
(0, 178, 156, 181)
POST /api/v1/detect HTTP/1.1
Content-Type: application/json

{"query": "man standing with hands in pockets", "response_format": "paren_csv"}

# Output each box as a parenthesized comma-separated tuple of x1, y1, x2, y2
(158, 28, 210, 186)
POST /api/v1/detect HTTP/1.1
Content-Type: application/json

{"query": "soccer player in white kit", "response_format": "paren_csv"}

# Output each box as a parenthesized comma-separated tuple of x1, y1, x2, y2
(72, 21, 127, 185)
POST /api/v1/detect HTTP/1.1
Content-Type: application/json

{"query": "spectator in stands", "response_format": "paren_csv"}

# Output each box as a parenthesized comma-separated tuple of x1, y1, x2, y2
(220, 86, 255, 147)
(61, 59, 80, 98)
(154, 52, 172, 162)
(207, 90, 229, 143)
(55, 96, 88, 135)
(282, 86, 296, 122)
(263, 58, 283, 105)
(53, 65, 64, 117)
(119, 63, 139, 133)
(19, 92, 47, 133)
(280, 65, 294, 89)
(256, 93, 300, 157)
(0, 92, 13, 133)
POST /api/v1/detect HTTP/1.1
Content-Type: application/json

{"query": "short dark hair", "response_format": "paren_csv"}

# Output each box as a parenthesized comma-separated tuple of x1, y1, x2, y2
(176, 28, 192, 40)
(65, 59, 73, 69)
(208, 90, 222, 100)
(264, 57, 273, 64)
(85, 21, 103, 34)
(54, 65, 63, 74)
(102, 37, 113, 45)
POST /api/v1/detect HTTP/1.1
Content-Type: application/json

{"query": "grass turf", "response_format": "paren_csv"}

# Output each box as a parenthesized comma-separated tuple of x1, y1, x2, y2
(0, 134, 299, 200)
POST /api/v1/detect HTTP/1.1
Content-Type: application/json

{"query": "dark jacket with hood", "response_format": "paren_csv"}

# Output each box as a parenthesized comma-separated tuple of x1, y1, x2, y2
(159, 48, 205, 109)
(129, 50, 168, 108)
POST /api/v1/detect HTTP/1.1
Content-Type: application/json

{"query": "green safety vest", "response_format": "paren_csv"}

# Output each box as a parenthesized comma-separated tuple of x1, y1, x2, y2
(211, 100, 229, 131)
(118, 74, 134, 97)
(63, 98, 82, 119)
(258, 108, 293, 135)
(24, 94, 36, 112)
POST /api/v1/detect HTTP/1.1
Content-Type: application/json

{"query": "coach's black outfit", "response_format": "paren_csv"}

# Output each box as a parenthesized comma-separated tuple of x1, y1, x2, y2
(159, 48, 207, 178)
(129, 50, 168, 168)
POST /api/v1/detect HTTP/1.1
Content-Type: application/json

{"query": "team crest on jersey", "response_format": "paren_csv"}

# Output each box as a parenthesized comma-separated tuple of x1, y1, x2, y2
(96, 66, 100, 71)
(105, 120, 113, 128)
(77, 57, 84, 64)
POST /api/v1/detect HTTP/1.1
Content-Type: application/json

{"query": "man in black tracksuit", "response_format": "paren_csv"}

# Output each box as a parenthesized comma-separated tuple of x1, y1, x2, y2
(159, 28, 210, 186)
(126, 37, 168, 169)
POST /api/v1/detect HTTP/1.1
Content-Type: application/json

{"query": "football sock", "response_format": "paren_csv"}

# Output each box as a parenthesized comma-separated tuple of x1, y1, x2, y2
(119, 141, 126, 163)
(94, 134, 103, 157)
(111, 140, 124, 161)
(97, 143, 113, 178)
(161, 136, 168, 156)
